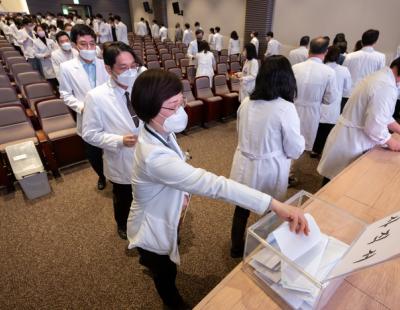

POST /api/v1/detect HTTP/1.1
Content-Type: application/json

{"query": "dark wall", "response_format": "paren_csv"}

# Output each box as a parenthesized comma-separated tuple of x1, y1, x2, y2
(26, 0, 132, 31)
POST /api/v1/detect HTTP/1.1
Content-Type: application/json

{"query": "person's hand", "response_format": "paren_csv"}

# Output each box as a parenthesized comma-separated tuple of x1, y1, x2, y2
(386, 137, 400, 152)
(123, 134, 138, 147)
(270, 199, 309, 235)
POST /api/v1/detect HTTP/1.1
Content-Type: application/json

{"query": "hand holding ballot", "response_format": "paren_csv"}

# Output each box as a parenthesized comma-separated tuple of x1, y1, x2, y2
(270, 199, 310, 235)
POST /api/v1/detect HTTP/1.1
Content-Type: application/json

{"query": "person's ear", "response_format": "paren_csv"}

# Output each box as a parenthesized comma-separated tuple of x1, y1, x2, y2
(105, 64, 113, 76)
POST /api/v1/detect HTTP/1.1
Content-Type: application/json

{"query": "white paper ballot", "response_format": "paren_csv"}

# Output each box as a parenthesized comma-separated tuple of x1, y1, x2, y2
(269, 214, 322, 261)
(252, 243, 281, 271)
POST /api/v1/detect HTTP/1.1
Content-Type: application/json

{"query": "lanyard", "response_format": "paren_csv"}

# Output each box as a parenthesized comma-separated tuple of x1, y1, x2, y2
(144, 124, 178, 153)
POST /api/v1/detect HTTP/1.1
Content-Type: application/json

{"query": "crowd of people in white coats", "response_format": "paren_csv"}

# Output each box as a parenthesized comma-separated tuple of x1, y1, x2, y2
(2, 10, 400, 310)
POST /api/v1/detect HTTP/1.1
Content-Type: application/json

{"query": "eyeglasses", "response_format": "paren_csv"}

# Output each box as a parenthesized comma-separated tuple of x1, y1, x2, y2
(161, 96, 187, 111)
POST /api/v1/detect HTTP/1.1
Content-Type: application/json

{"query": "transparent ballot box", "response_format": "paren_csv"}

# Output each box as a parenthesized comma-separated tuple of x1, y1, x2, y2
(243, 191, 368, 310)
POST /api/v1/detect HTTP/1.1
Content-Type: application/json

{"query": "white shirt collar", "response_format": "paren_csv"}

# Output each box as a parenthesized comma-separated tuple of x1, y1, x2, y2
(361, 46, 375, 52)
(308, 57, 323, 63)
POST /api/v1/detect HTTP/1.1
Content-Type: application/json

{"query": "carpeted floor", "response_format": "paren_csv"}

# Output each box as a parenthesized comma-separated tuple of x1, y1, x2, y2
(0, 119, 323, 309)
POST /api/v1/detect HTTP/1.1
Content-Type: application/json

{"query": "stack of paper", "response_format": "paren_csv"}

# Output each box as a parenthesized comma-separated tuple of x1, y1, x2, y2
(250, 214, 349, 309)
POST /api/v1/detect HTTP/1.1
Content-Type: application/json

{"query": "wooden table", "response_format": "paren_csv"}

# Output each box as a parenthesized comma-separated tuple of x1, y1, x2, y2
(195, 144, 400, 310)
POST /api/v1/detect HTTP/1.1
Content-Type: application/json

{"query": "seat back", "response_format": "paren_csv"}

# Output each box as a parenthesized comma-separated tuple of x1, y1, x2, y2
(163, 59, 176, 71)
(181, 79, 195, 102)
(0, 88, 20, 105)
(161, 53, 172, 62)
(16, 71, 43, 88)
(230, 61, 241, 73)
(10, 62, 34, 76)
(171, 47, 180, 56)
(168, 67, 182, 79)
(6, 56, 26, 69)
(0, 104, 35, 146)
(36, 99, 76, 134)
(186, 65, 196, 83)
(0, 46, 15, 58)
(213, 74, 230, 95)
(2, 51, 21, 60)
(219, 55, 229, 63)
(24, 82, 56, 110)
(221, 49, 229, 56)
(146, 54, 158, 62)
(147, 60, 161, 70)
(230, 77, 240, 92)
(179, 58, 190, 69)
(217, 63, 228, 74)
(145, 49, 156, 55)
(230, 54, 239, 62)
(195, 76, 213, 99)
(175, 52, 185, 65)
(0, 75, 12, 88)
(159, 48, 169, 55)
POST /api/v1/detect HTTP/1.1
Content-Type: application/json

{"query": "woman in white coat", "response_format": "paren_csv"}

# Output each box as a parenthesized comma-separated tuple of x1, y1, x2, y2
(236, 43, 259, 102)
(230, 56, 305, 257)
(312, 46, 352, 156)
(318, 58, 400, 185)
(33, 24, 58, 90)
(128, 69, 309, 309)
(228, 31, 240, 56)
(195, 41, 215, 87)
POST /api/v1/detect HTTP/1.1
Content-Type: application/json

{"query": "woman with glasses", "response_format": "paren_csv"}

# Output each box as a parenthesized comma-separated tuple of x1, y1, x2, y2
(127, 69, 309, 309)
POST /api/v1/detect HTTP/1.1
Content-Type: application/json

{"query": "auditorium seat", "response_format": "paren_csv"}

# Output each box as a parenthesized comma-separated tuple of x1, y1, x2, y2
(213, 74, 239, 117)
(168, 67, 183, 79)
(5, 56, 26, 70)
(146, 54, 158, 62)
(163, 59, 176, 71)
(147, 60, 161, 69)
(10, 62, 34, 77)
(182, 79, 204, 129)
(16, 71, 44, 96)
(230, 61, 241, 73)
(23, 82, 57, 111)
(0, 75, 13, 88)
(194, 76, 223, 124)
(161, 53, 172, 62)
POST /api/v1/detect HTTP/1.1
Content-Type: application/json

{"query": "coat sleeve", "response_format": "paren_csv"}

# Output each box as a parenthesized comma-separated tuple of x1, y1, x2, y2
(281, 104, 305, 159)
(145, 151, 271, 215)
(59, 64, 84, 114)
(242, 60, 258, 82)
(322, 69, 339, 105)
(51, 52, 60, 80)
(342, 68, 352, 98)
(364, 87, 396, 144)
(187, 42, 195, 59)
(82, 91, 124, 152)
(33, 41, 49, 59)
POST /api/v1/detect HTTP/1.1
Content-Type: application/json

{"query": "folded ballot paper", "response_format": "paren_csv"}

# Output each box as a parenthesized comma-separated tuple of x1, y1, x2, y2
(250, 214, 349, 309)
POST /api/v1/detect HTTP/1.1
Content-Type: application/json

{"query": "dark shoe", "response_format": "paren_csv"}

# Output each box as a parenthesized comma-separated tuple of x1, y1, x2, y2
(230, 247, 244, 259)
(309, 152, 320, 159)
(97, 177, 106, 190)
(288, 176, 298, 188)
(117, 228, 127, 240)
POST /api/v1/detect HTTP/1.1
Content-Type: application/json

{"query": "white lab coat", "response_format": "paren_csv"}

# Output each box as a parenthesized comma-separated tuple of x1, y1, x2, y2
(182, 29, 193, 46)
(239, 59, 259, 102)
(126, 125, 271, 264)
(230, 97, 305, 200)
(136, 21, 147, 36)
(187, 40, 198, 66)
(265, 38, 281, 57)
(82, 78, 144, 184)
(319, 62, 352, 124)
(195, 51, 215, 87)
(228, 38, 240, 55)
(59, 57, 109, 136)
(151, 24, 160, 39)
(288, 46, 308, 65)
(214, 33, 223, 52)
(159, 26, 168, 42)
(318, 67, 397, 179)
(18, 28, 36, 59)
(8, 23, 21, 46)
(33, 37, 58, 79)
(99, 22, 112, 43)
(208, 33, 215, 50)
(250, 37, 259, 55)
(115, 22, 128, 44)
(51, 48, 79, 81)
(343, 46, 385, 96)
(292, 57, 339, 151)
(93, 19, 100, 34)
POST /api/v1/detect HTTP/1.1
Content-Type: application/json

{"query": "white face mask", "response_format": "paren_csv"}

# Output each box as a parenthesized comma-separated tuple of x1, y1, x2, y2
(61, 42, 72, 51)
(162, 106, 188, 133)
(115, 68, 138, 89)
(79, 49, 96, 61)
(37, 31, 45, 38)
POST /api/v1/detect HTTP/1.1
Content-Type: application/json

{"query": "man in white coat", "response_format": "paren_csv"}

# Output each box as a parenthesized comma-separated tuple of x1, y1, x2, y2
(114, 15, 128, 44)
(18, 17, 41, 72)
(343, 29, 385, 95)
(213, 26, 223, 54)
(59, 24, 108, 190)
(318, 58, 400, 184)
(151, 20, 160, 39)
(83, 42, 146, 239)
(159, 24, 168, 42)
(182, 23, 193, 46)
(292, 37, 339, 151)
(136, 18, 147, 37)
(51, 31, 79, 81)
(288, 36, 310, 65)
(98, 17, 112, 44)
(186, 29, 203, 66)
(264, 31, 281, 57)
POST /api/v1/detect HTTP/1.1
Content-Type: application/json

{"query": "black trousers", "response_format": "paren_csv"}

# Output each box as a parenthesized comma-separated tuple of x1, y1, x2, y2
(231, 206, 250, 254)
(83, 141, 104, 180)
(111, 182, 132, 231)
(393, 100, 400, 120)
(137, 247, 185, 308)
(340, 97, 349, 114)
(312, 123, 335, 155)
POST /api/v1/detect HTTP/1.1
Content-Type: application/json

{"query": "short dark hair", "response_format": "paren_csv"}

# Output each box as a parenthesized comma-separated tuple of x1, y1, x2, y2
(309, 37, 329, 54)
(323, 36, 330, 45)
(231, 31, 238, 40)
(198, 40, 210, 53)
(252, 31, 258, 37)
(70, 24, 96, 44)
(210, 28, 214, 33)
(194, 21, 200, 26)
(244, 43, 257, 60)
(55, 31, 70, 43)
(390, 57, 400, 76)
(114, 15, 121, 21)
(22, 17, 32, 25)
(184, 23, 190, 29)
(132, 69, 183, 123)
(335, 41, 347, 54)
(103, 41, 143, 68)
(153, 19, 157, 23)
(215, 26, 220, 32)
(324, 46, 341, 64)
(354, 40, 363, 52)
(333, 33, 346, 45)
(96, 14, 103, 19)
(362, 29, 379, 46)
(299, 36, 310, 46)
(251, 55, 296, 102)
(49, 24, 57, 31)
(195, 29, 204, 36)
(108, 17, 115, 22)
(140, 17, 144, 21)
(267, 31, 273, 37)
(63, 23, 72, 30)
